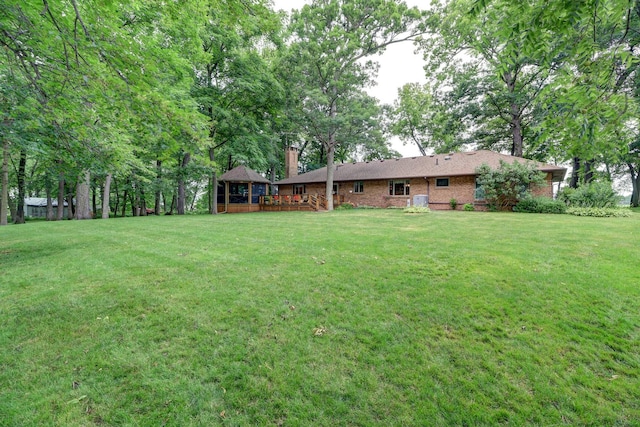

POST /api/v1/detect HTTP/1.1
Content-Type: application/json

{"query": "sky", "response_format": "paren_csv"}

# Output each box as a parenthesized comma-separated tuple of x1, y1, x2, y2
(271, 0, 427, 157)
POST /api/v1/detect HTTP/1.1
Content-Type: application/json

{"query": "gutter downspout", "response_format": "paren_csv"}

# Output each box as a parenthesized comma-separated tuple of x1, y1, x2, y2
(426, 178, 430, 208)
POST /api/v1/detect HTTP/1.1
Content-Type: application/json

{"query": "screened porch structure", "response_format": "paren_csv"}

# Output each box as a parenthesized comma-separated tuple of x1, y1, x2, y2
(218, 166, 271, 213)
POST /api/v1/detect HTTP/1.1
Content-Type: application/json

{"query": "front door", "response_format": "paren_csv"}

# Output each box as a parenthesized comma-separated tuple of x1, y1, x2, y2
(332, 183, 340, 204)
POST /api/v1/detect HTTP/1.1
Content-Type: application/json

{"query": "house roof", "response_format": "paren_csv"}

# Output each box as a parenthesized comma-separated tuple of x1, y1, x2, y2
(274, 150, 567, 185)
(219, 165, 271, 184)
(24, 197, 67, 207)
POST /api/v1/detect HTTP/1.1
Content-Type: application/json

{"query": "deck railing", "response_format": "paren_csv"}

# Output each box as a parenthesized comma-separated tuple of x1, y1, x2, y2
(308, 194, 327, 210)
(259, 194, 339, 211)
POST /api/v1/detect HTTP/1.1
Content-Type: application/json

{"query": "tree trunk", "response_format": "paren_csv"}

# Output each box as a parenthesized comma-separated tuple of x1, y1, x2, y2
(169, 193, 176, 215)
(66, 201, 74, 220)
(45, 183, 54, 221)
(155, 160, 162, 215)
(189, 183, 198, 211)
(324, 91, 338, 212)
(269, 164, 276, 197)
(1, 139, 8, 225)
(57, 172, 65, 220)
(121, 188, 128, 218)
(8, 194, 16, 221)
(102, 173, 112, 219)
(209, 147, 218, 215)
(570, 157, 581, 188)
(66, 181, 75, 219)
(504, 71, 524, 158)
(92, 183, 98, 218)
(584, 159, 594, 184)
(629, 163, 640, 207)
(570, 157, 595, 188)
(211, 170, 218, 215)
(325, 143, 335, 211)
(14, 149, 27, 224)
(177, 152, 191, 215)
(510, 110, 524, 157)
(133, 181, 140, 216)
(130, 188, 137, 217)
(75, 171, 92, 220)
(140, 189, 147, 216)
(177, 181, 186, 214)
(206, 63, 220, 215)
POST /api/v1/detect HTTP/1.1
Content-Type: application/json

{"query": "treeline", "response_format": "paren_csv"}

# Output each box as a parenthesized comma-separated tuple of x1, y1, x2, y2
(389, 0, 640, 206)
(1, 0, 426, 221)
(2, 0, 639, 225)
(1, 0, 286, 223)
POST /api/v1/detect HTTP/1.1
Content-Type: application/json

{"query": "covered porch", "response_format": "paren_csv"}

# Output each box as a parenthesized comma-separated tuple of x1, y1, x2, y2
(218, 166, 271, 213)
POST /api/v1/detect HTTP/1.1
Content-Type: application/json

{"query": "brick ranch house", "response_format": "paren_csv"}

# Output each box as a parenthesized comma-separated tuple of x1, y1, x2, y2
(274, 149, 567, 210)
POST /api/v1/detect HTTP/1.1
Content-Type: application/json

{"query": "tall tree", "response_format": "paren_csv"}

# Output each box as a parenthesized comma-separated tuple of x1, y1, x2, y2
(194, 0, 283, 214)
(530, 0, 639, 188)
(388, 81, 469, 155)
(420, 0, 562, 158)
(1, 137, 7, 225)
(0, 0, 209, 220)
(288, 0, 426, 210)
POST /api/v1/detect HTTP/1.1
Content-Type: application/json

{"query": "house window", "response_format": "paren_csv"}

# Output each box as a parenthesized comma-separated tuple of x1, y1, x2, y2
(353, 181, 364, 193)
(436, 178, 450, 188)
(293, 184, 306, 195)
(475, 178, 485, 200)
(389, 180, 410, 196)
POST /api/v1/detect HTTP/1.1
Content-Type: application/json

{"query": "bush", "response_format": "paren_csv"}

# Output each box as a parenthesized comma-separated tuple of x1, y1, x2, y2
(558, 181, 621, 208)
(463, 203, 475, 211)
(335, 202, 354, 210)
(475, 160, 547, 211)
(449, 198, 458, 210)
(514, 196, 567, 214)
(403, 206, 431, 214)
(566, 207, 632, 217)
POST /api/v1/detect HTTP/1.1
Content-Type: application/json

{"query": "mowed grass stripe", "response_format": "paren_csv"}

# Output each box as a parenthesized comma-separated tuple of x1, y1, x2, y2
(0, 210, 638, 426)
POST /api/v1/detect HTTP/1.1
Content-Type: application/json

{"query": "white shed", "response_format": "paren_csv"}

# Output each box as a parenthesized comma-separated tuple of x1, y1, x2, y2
(24, 198, 69, 218)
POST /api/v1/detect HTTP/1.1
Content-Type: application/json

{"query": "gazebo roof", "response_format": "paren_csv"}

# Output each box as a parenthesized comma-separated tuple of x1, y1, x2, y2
(219, 165, 271, 184)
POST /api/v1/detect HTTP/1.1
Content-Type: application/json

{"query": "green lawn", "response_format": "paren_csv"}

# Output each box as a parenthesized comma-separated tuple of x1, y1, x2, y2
(1, 210, 639, 426)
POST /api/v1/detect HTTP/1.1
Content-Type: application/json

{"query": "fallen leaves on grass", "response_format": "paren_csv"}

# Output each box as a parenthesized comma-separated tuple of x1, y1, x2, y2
(313, 326, 327, 336)
(66, 395, 87, 404)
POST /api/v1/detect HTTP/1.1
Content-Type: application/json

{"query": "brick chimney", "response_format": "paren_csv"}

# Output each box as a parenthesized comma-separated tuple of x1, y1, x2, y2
(285, 147, 298, 178)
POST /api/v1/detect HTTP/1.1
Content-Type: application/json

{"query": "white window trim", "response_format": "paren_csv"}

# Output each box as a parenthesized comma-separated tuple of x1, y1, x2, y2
(389, 180, 410, 196)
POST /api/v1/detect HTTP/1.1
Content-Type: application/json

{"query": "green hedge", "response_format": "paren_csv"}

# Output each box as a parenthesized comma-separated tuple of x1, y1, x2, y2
(513, 196, 567, 214)
(566, 207, 632, 217)
(558, 181, 621, 208)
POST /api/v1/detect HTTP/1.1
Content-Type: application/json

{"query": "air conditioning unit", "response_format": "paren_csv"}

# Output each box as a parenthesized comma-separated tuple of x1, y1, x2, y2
(413, 195, 428, 207)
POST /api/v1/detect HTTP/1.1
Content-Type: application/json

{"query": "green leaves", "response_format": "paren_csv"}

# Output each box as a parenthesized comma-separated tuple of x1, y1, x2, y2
(288, 0, 427, 149)
(476, 160, 547, 210)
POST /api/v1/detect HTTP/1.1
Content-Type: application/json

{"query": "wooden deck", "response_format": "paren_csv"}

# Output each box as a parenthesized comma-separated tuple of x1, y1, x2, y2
(258, 194, 343, 212)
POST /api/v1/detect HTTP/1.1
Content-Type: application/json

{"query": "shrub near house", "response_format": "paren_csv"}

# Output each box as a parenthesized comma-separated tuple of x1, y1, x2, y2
(513, 180, 630, 217)
(514, 196, 567, 214)
(475, 160, 548, 211)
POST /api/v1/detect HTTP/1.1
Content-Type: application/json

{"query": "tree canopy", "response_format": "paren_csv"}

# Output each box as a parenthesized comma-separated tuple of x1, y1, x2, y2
(2, 0, 640, 224)
(388, 0, 640, 204)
